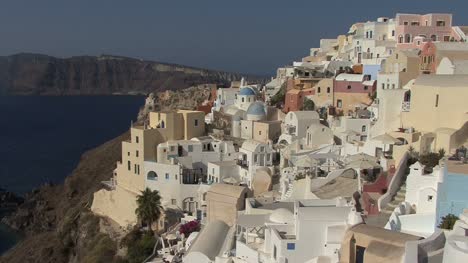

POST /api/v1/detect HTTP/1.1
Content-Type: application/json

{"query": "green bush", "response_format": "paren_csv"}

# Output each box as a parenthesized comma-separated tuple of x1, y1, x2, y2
(121, 229, 156, 263)
(438, 214, 459, 230)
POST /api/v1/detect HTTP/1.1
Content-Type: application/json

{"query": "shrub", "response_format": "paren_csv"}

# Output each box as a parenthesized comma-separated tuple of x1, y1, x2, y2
(301, 98, 315, 111)
(438, 214, 459, 230)
(122, 230, 156, 263)
(420, 152, 443, 172)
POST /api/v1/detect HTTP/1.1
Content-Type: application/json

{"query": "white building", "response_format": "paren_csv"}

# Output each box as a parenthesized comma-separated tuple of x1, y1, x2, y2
(144, 137, 236, 214)
(235, 198, 362, 263)
(238, 140, 276, 187)
(385, 162, 444, 237)
(442, 210, 468, 263)
(278, 111, 320, 145)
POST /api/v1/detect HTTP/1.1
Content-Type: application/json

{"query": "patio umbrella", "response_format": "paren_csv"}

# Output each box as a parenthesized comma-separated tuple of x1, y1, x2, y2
(346, 153, 378, 163)
(223, 177, 239, 184)
(346, 159, 380, 170)
(372, 133, 401, 144)
(295, 156, 319, 168)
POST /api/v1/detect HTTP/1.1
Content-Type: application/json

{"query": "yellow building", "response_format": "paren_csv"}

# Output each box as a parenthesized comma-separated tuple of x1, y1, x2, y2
(92, 110, 206, 227)
(392, 75, 468, 157)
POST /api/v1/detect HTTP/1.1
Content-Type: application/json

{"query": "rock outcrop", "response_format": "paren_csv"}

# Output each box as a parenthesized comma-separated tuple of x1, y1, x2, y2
(0, 53, 267, 95)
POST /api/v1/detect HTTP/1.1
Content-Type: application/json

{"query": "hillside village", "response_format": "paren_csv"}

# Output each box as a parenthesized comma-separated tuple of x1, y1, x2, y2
(90, 13, 468, 263)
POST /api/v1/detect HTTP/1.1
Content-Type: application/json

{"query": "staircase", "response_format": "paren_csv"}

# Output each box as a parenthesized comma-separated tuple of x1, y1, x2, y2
(366, 183, 407, 227)
(381, 184, 407, 215)
(282, 182, 294, 200)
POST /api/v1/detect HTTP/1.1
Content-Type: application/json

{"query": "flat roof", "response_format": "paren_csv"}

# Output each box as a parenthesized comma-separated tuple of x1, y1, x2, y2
(447, 160, 468, 175)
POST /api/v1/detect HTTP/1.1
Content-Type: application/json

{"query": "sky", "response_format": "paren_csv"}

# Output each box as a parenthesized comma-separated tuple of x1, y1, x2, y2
(1, 0, 468, 75)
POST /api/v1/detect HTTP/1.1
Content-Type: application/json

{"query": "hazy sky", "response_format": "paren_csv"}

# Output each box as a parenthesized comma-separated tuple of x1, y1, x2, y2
(1, 0, 467, 75)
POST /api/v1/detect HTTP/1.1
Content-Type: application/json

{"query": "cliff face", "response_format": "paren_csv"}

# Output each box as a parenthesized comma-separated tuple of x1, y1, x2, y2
(0, 53, 267, 95)
(0, 88, 214, 263)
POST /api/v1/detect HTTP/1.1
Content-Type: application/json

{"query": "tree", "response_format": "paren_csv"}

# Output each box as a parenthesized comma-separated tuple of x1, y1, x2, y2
(135, 188, 164, 230)
(302, 98, 315, 111)
(438, 214, 459, 230)
(438, 148, 446, 159)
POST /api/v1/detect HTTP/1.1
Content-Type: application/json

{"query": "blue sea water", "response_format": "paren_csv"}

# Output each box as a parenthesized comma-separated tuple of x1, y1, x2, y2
(0, 95, 144, 255)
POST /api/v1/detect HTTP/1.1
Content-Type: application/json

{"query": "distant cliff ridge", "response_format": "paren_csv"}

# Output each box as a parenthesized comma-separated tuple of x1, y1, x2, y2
(0, 53, 268, 95)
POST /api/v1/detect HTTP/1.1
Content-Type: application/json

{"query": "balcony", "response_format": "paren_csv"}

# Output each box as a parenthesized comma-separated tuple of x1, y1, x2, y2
(401, 101, 411, 112)
(181, 169, 205, 184)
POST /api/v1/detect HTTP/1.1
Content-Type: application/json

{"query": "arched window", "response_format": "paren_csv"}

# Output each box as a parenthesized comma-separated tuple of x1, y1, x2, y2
(398, 35, 404, 43)
(431, 35, 437, 41)
(147, 171, 158, 180)
(405, 34, 411, 43)
(317, 87, 321, 93)
(362, 125, 367, 132)
(327, 87, 330, 93)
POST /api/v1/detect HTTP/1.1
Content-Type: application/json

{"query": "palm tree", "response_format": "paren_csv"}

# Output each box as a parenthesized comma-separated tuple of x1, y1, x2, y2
(135, 188, 163, 230)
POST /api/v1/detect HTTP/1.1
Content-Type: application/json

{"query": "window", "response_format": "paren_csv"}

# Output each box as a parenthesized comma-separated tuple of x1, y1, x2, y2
(194, 119, 199, 127)
(435, 94, 439, 107)
(387, 84, 390, 89)
(364, 86, 368, 90)
(147, 171, 157, 180)
(175, 174, 178, 180)
(127, 152, 130, 156)
(444, 36, 450, 42)
(287, 243, 296, 250)
(337, 99, 343, 108)
(362, 125, 367, 132)
(165, 173, 169, 180)
(428, 195, 433, 201)
(136, 136, 139, 143)
(369, 31, 373, 39)
(404, 21, 409, 25)
(170, 146, 175, 151)
(188, 145, 193, 152)
(398, 35, 403, 43)
(171, 199, 177, 205)
(436, 20, 446, 27)
(392, 30, 395, 37)
(254, 154, 258, 162)
(431, 35, 437, 41)
(366, 31, 369, 39)
(267, 154, 270, 161)
(405, 34, 411, 43)
(273, 246, 277, 260)
(411, 21, 420, 26)
(134, 164, 137, 174)
(392, 84, 395, 89)
(259, 131, 262, 135)
(127, 161, 131, 171)
(136, 150, 139, 157)
(242, 97, 245, 103)
(317, 87, 321, 93)
(260, 146, 265, 152)
(347, 85, 352, 90)
(382, 83, 385, 89)
(327, 87, 330, 93)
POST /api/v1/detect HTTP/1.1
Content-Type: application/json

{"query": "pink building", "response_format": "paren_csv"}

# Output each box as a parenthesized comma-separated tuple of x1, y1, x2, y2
(395, 13, 457, 49)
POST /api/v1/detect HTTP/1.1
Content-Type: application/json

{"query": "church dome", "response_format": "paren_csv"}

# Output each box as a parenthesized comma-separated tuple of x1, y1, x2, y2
(246, 101, 266, 116)
(269, 208, 294, 224)
(239, 87, 256, 96)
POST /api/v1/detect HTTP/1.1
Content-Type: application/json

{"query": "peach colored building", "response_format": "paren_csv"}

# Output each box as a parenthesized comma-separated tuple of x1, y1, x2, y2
(205, 184, 250, 226)
(333, 74, 376, 115)
(395, 13, 456, 49)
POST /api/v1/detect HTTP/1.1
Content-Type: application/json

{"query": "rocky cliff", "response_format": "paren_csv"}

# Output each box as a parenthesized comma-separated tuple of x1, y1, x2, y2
(0, 53, 267, 95)
(0, 87, 214, 263)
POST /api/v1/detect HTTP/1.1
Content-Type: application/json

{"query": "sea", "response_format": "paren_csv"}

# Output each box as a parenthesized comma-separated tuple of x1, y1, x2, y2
(0, 95, 144, 255)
